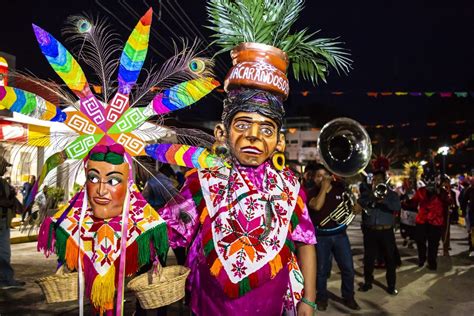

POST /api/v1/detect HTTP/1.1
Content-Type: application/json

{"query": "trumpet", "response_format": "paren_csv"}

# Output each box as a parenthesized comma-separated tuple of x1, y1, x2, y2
(316, 118, 372, 229)
(374, 182, 388, 199)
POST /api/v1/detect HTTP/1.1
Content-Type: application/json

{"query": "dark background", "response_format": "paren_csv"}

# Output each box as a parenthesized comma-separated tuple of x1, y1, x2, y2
(1, 0, 473, 172)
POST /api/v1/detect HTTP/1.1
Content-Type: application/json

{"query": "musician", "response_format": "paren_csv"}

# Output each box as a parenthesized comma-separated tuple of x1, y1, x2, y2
(440, 175, 457, 256)
(358, 169, 401, 295)
(302, 162, 318, 194)
(307, 163, 361, 311)
(405, 169, 451, 270)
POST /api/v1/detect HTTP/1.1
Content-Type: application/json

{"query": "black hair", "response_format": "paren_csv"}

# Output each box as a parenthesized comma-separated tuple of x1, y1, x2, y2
(312, 163, 329, 173)
(222, 89, 285, 131)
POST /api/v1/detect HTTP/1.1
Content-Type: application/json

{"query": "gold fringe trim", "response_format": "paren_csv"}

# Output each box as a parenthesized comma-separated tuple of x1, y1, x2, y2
(90, 264, 116, 312)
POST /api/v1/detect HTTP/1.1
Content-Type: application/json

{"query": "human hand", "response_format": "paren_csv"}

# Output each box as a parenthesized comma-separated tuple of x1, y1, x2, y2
(297, 301, 315, 316)
(353, 202, 363, 215)
(321, 176, 332, 192)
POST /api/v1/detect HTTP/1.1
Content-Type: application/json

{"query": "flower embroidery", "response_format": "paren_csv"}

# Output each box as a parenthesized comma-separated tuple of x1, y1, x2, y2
(214, 217, 223, 233)
(218, 217, 267, 262)
(282, 168, 297, 186)
(266, 172, 278, 190)
(201, 166, 223, 180)
(244, 196, 260, 220)
(210, 182, 227, 206)
(269, 235, 281, 251)
(288, 253, 299, 271)
(231, 260, 247, 278)
(228, 173, 244, 195)
(282, 186, 295, 206)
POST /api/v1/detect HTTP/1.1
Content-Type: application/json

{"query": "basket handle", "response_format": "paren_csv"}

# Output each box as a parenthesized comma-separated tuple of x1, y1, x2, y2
(152, 260, 163, 276)
(145, 259, 163, 285)
(55, 264, 66, 276)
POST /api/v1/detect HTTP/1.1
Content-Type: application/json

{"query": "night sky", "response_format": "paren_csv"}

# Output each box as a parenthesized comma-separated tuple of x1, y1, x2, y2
(1, 0, 473, 170)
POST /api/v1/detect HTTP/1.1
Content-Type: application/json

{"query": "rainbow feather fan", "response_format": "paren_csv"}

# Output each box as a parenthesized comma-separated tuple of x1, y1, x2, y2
(0, 86, 66, 121)
(145, 144, 222, 169)
(0, 8, 220, 208)
(118, 8, 152, 94)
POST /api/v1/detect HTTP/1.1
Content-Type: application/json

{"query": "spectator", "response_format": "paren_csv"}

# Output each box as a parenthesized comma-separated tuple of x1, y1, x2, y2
(460, 177, 474, 256)
(0, 157, 25, 289)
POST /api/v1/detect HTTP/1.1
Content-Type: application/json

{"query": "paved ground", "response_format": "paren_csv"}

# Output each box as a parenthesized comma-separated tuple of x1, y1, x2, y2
(1, 218, 473, 315)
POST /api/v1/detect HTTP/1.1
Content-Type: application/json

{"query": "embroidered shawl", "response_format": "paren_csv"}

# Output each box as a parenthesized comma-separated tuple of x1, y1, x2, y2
(37, 184, 168, 313)
(196, 163, 305, 305)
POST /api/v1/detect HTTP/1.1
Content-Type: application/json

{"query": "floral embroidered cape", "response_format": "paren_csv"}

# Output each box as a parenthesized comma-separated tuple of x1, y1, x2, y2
(160, 162, 316, 315)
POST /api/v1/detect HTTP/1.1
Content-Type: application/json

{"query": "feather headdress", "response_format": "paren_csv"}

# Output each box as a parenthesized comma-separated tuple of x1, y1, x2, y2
(403, 161, 423, 180)
(371, 155, 391, 173)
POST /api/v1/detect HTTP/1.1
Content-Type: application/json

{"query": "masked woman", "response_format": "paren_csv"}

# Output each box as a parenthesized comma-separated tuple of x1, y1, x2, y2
(156, 1, 352, 314)
(3, 7, 219, 314)
(37, 144, 169, 314)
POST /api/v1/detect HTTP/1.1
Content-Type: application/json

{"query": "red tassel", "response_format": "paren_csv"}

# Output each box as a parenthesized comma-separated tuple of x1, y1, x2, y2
(125, 242, 139, 276)
(202, 226, 213, 244)
(279, 246, 291, 264)
(223, 281, 239, 298)
(248, 271, 259, 288)
(206, 249, 218, 267)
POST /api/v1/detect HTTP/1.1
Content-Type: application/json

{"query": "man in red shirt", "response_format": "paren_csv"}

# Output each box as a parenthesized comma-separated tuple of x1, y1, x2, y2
(407, 171, 451, 270)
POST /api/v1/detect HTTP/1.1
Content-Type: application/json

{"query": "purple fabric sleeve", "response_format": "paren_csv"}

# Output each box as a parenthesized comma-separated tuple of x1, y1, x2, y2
(158, 171, 200, 248)
(290, 188, 317, 245)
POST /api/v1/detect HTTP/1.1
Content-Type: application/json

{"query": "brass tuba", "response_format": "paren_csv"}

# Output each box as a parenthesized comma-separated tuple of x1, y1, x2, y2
(315, 118, 372, 230)
(317, 117, 372, 178)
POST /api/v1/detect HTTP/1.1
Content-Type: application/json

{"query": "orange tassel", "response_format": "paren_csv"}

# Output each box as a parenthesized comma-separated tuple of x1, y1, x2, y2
(209, 259, 222, 276)
(91, 265, 116, 313)
(269, 254, 283, 278)
(65, 237, 79, 270)
(200, 207, 209, 224)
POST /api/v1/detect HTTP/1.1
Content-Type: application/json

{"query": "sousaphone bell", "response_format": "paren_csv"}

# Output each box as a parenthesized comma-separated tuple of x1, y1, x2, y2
(316, 117, 372, 230)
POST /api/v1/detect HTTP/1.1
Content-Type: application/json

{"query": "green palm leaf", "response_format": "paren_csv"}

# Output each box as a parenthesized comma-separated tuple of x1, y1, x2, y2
(206, 0, 352, 85)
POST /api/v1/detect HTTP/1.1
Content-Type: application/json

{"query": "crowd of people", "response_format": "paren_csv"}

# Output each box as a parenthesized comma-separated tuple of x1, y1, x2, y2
(301, 159, 474, 311)
(0, 1, 472, 314)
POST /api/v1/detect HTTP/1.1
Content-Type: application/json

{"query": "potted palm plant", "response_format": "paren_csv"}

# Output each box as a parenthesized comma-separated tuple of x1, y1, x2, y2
(206, 0, 352, 99)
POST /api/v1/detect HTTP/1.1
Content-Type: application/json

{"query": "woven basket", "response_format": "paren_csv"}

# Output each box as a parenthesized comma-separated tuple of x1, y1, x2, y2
(127, 265, 190, 309)
(36, 266, 78, 303)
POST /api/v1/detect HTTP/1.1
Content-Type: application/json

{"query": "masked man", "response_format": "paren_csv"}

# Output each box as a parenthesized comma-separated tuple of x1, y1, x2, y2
(156, 0, 356, 313)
